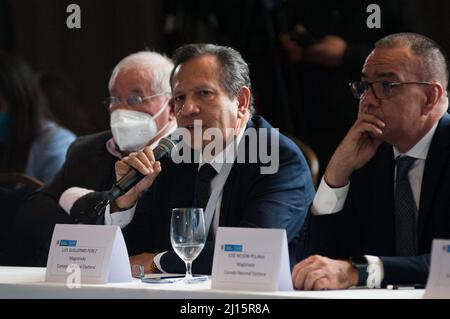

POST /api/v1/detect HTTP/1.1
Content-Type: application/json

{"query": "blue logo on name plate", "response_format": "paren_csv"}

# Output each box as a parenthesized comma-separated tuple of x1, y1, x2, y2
(224, 244, 243, 252)
(59, 240, 77, 247)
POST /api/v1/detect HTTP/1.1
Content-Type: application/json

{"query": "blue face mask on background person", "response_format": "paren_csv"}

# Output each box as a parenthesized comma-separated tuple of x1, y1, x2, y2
(0, 112, 8, 143)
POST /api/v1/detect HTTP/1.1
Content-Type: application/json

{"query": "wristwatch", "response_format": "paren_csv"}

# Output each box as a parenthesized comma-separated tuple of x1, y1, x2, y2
(349, 256, 369, 287)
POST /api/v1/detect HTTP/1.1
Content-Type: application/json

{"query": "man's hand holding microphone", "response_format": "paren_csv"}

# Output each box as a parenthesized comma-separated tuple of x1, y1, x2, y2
(113, 146, 162, 212)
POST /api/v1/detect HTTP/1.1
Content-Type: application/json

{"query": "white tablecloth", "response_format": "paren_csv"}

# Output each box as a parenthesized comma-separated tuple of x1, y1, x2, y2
(0, 267, 424, 299)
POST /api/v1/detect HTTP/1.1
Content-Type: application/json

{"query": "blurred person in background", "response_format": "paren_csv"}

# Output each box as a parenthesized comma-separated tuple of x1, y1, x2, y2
(0, 51, 76, 185)
(37, 72, 92, 136)
(0, 51, 75, 265)
(277, 0, 422, 173)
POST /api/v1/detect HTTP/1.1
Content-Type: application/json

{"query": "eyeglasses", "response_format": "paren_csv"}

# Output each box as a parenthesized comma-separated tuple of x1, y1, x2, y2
(103, 92, 171, 109)
(349, 81, 433, 100)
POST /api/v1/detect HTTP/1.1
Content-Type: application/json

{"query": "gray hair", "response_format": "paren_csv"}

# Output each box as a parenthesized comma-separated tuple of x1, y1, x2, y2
(170, 43, 255, 114)
(108, 51, 174, 94)
(375, 33, 449, 89)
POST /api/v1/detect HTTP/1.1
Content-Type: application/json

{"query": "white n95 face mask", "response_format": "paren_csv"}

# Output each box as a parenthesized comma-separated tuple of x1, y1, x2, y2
(110, 102, 169, 152)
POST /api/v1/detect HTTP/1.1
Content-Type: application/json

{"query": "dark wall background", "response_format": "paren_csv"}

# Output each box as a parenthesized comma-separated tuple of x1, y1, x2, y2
(2, 0, 167, 134)
(0, 0, 449, 140)
(422, 1, 450, 53)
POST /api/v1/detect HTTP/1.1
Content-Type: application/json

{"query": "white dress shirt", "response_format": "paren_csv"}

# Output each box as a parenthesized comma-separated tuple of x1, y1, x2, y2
(312, 122, 438, 287)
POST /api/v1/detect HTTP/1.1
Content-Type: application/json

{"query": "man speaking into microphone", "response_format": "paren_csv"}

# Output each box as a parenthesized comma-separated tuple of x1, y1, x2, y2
(112, 44, 315, 275)
(16, 51, 176, 266)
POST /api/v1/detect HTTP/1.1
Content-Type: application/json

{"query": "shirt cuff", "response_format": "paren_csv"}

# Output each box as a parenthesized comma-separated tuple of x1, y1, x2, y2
(311, 177, 350, 215)
(59, 187, 94, 214)
(364, 255, 384, 288)
(103, 203, 137, 228)
(153, 252, 167, 273)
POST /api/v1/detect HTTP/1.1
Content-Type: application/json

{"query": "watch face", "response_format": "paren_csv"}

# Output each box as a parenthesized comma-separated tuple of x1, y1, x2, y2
(350, 256, 368, 266)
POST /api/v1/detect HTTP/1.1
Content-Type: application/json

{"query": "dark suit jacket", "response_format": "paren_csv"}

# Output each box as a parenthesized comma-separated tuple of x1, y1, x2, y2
(301, 113, 450, 285)
(16, 131, 117, 266)
(123, 115, 315, 274)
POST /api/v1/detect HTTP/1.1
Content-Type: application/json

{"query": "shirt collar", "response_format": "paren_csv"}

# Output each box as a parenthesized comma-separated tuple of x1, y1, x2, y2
(199, 127, 246, 175)
(393, 121, 439, 160)
(106, 138, 123, 159)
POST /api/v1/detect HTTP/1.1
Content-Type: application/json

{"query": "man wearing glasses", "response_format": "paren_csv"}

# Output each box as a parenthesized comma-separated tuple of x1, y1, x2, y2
(293, 33, 450, 290)
(16, 51, 176, 266)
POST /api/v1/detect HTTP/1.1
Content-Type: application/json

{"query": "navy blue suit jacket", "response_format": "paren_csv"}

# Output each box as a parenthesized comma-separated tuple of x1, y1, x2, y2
(123, 115, 315, 274)
(301, 113, 450, 285)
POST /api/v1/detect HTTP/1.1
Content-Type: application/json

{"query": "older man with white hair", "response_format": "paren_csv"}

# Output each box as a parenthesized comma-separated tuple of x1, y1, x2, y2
(16, 51, 176, 266)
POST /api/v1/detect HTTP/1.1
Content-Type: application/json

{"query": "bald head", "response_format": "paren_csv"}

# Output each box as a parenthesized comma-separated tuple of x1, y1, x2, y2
(375, 33, 448, 90)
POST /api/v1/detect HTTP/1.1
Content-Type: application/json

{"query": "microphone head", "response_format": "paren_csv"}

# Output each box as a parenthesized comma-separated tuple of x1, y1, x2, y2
(158, 136, 177, 152)
(152, 136, 180, 160)
(107, 135, 181, 202)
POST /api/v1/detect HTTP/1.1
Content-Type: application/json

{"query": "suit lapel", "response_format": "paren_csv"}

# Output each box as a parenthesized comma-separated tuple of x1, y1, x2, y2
(219, 166, 236, 225)
(219, 117, 258, 225)
(87, 134, 117, 188)
(418, 113, 450, 238)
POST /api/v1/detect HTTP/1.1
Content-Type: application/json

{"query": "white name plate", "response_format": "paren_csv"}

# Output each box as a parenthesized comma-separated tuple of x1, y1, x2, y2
(423, 239, 450, 299)
(211, 227, 293, 291)
(45, 224, 132, 284)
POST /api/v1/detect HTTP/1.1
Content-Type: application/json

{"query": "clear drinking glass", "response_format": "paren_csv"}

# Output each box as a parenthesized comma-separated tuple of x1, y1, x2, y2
(170, 208, 206, 283)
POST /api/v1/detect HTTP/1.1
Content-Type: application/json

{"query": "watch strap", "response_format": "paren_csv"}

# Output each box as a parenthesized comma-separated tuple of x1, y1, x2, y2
(349, 256, 369, 287)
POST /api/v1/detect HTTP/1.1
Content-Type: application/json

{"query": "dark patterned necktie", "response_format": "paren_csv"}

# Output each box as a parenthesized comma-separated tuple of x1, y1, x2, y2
(394, 156, 417, 256)
(193, 163, 217, 210)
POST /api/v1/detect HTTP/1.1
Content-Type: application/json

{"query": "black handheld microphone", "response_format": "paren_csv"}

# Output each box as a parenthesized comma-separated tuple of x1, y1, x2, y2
(70, 136, 178, 223)
(107, 136, 177, 201)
